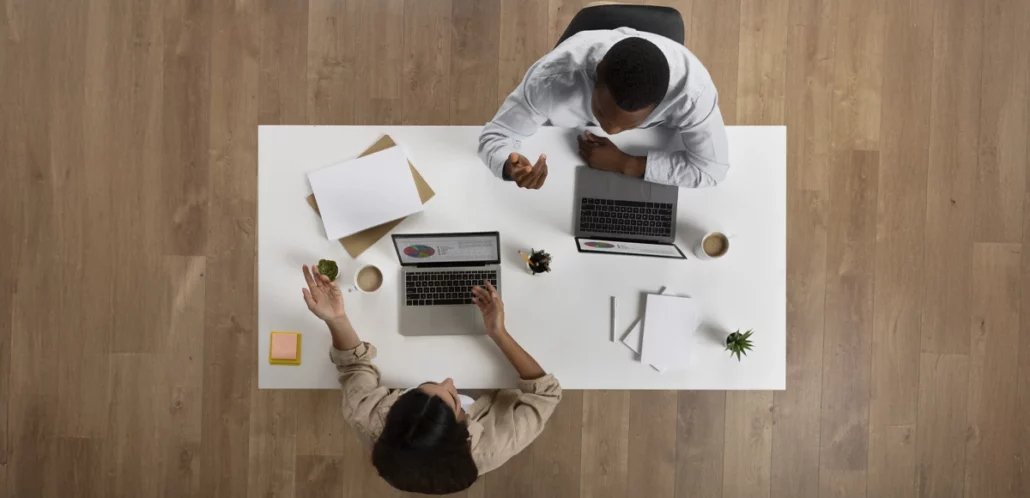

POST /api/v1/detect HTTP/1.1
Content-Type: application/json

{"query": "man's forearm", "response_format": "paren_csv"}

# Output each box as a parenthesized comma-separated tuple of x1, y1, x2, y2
(621, 155, 647, 178)
(478, 126, 517, 179)
(491, 328, 546, 380)
(327, 315, 361, 351)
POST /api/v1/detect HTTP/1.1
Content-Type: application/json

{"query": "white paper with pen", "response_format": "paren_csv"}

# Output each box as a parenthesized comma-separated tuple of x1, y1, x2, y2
(620, 287, 667, 356)
(619, 287, 699, 373)
(640, 294, 698, 372)
(308, 146, 424, 239)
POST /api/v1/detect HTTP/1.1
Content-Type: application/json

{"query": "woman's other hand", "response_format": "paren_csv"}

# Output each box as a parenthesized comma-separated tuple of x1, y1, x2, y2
(472, 280, 505, 337)
(302, 264, 347, 322)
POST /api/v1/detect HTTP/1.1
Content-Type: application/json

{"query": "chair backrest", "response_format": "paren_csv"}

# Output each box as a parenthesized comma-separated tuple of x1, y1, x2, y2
(556, 4, 685, 47)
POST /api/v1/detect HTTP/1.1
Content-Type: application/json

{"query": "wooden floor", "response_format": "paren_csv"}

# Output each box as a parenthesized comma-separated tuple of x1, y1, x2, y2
(1, 0, 1029, 496)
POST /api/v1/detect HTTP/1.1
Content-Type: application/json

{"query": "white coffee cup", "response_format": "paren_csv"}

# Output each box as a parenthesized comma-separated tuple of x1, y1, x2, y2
(695, 232, 730, 260)
(348, 264, 384, 294)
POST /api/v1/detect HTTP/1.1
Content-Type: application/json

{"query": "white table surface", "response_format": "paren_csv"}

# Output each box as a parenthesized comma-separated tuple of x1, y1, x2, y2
(258, 126, 786, 390)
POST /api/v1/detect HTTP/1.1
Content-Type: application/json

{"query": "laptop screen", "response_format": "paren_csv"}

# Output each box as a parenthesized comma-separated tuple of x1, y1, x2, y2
(393, 232, 500, 266)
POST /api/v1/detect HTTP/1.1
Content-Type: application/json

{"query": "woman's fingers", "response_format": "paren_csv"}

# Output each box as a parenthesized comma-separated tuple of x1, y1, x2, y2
(472, 286, 490, 300)
(303, 265, 316, 290)
(302, 288, 315, 307)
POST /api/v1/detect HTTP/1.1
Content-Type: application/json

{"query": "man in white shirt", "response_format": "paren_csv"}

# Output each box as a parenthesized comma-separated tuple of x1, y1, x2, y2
(477, 28, 730, 190)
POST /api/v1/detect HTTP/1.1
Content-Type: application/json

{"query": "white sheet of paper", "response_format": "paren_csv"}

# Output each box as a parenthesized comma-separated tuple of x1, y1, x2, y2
(640, 294, 698, 372)
(620, 286, 668, 355)
(308, 146, 424, 239)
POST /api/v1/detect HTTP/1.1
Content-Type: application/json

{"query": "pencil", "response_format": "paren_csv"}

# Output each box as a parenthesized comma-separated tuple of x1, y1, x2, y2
(610, 296, 617, 342)
(519, 251, 533, 266)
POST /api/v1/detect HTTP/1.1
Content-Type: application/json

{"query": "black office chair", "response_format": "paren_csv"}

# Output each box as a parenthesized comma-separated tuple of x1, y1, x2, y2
(556, 3, 685, 47)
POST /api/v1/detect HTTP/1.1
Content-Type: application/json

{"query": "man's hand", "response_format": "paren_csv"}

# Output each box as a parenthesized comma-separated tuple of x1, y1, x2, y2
(577, 131, 646, 178)
(302, 264, 347, 322)
(471, 280, 505, 337)
(504, 152, 548, 189)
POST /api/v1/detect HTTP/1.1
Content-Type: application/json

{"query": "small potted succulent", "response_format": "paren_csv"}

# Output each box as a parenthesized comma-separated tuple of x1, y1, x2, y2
(725, 329, 754, 361)
(317, 259, 339, 282)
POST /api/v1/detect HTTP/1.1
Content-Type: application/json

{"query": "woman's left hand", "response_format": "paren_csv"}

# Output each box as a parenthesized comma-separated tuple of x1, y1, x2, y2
(302, 264, 346, 322)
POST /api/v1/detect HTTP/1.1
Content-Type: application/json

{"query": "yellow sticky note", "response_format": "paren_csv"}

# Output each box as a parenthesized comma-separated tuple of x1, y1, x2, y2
(269, 331, 301, 366)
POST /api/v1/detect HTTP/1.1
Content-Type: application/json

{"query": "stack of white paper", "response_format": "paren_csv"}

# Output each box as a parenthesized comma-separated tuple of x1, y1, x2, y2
(640, 294, 698, 372)
(621, 291, 698, 372)
(308, 146, 424, 239)
(620, 287, 667, 355)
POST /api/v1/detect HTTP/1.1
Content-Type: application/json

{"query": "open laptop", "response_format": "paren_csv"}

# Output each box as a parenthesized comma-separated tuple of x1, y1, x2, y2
(392, 232, 502, 336)
(573, 166, 686, 259)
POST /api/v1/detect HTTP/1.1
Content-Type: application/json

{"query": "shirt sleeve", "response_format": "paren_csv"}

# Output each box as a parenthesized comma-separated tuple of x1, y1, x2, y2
(329, 342, 394, 439)
(471, 373, 563, 473)
(477, 72, 551, 179)
(645, 91, 731, 188)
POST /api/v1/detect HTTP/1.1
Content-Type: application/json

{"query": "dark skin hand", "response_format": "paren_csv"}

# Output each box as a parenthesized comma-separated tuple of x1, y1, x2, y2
(581, 79, 653, 178)
(577, 131, 647, 178)
(504, 152, 549, 189)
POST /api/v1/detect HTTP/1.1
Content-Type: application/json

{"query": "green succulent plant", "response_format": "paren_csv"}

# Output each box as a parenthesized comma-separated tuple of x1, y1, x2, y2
(317, 259, 339, 282)
(725, 329, 755, 361)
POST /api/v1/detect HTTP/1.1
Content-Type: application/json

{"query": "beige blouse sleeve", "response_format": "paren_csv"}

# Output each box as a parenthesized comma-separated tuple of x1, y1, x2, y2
(469, 373, 563, 474)
(329, 342, 399, 441)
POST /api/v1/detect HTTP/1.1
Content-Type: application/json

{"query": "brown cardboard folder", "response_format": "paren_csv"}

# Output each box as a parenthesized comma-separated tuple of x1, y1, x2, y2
(307, 135, 434, 258)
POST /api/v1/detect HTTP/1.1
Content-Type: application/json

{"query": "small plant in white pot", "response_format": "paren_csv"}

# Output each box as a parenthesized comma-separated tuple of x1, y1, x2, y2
(725, 329, 754, 361)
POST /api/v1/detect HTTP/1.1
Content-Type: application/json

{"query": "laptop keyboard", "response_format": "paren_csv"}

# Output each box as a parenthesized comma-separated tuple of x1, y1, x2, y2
(579, 198, 674, 238)
(405, 270, 499, 306)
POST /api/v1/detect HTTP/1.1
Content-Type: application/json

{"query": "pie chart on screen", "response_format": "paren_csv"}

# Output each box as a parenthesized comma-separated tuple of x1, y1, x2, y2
(403, 245, 436, 258)
(584, 241, 615, 249)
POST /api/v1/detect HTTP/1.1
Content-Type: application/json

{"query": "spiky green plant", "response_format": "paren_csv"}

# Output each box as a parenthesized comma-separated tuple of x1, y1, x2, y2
(317, 259, 339, 282)
(725, 329, 754, 361)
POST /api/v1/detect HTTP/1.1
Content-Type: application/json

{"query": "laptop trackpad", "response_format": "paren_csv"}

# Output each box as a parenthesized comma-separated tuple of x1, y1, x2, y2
(402, 305, 480, 336)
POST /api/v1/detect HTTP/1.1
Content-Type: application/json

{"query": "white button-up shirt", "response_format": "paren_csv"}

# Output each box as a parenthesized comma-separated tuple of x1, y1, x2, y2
(478, 27, 730, 188)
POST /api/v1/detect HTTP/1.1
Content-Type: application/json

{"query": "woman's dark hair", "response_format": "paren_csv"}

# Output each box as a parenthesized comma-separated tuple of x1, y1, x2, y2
(372, 389, 478, 494)
(597, 37, 670, 111)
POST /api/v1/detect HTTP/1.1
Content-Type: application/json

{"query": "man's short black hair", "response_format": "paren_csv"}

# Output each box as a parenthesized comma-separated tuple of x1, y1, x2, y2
(597, 37, 670, 111)
(372, 389, 478, 494)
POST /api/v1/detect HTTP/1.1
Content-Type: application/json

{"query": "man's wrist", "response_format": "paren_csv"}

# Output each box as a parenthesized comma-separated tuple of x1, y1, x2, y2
(620, 155, 647, 178)
(501, 158, 514, 181)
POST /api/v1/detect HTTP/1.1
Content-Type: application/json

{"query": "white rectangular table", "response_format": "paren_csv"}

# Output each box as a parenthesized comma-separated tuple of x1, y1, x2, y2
(258, 126, 786, 390)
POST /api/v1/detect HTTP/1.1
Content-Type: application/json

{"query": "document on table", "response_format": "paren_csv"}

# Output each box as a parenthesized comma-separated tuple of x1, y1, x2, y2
(620, 286, 668, 355)
(640, 294, 698, 372)
(308, 146, 424, 239)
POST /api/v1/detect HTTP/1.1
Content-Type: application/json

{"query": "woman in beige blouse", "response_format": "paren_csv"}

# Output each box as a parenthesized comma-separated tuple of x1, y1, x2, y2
(301, 264, 562, 495)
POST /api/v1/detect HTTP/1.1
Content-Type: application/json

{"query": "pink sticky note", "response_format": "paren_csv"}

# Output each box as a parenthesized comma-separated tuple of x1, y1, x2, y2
(270, 333, 299, 360)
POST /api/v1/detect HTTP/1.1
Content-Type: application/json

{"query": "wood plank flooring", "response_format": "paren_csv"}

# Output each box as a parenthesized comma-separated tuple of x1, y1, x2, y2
(1, 0, 1028, 496)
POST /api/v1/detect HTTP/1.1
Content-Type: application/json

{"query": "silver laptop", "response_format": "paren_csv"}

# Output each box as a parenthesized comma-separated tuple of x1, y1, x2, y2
(392, 232, 502, 336)
(573, 166, 685, 258)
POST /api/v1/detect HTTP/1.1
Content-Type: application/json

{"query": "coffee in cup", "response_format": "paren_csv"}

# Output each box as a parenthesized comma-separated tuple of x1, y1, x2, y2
(350, 264, 384, 294)
(696, 232, 729, 260)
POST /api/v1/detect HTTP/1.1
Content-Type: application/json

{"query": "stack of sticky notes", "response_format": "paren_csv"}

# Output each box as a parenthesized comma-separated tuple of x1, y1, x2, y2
(269, 331, 302, 366)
